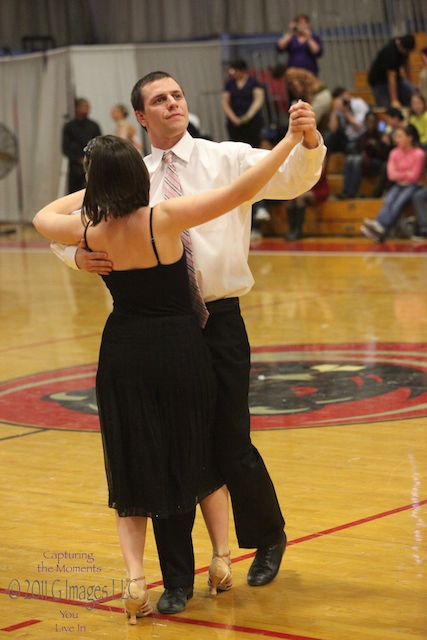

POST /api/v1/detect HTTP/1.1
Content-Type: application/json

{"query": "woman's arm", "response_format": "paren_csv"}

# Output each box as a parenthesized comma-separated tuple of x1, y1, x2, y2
(306, 32, 322, 56)
(387, 148, 425, 184)
(157, 103, 310, 233)
(221, 91, 241, 125)
(386, 69, 400, 107)
(33, 190, 86, 244)
(276, 25, 294, 51)
(403, 149, 426, 183)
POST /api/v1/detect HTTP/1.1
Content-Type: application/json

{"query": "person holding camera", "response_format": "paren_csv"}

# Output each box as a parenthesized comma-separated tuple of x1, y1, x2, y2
(323, 87, 370, 156)
(276, 14, 323, 77)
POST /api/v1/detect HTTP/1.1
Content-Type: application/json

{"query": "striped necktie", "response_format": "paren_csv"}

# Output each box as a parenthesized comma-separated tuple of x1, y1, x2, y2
(162, 151, 209, 328)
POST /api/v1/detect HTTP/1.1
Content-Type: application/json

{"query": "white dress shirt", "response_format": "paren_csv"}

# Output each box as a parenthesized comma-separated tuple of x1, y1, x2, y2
(345, 98, 370, 142)
(52, 132, 326, 302)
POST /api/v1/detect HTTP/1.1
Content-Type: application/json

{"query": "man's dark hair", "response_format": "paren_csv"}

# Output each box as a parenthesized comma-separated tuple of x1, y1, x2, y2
(385, 106, 404, 120)
(331, 86, 346, 99)
(131, 71, 182, 112)
(398, 34, 415, 52)
(75, 97, 88, 109)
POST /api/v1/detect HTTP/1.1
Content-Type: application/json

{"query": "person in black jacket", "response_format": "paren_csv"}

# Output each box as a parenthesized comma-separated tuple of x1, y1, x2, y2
(62, 98, 102, 193)
(368, 34, 417, 108)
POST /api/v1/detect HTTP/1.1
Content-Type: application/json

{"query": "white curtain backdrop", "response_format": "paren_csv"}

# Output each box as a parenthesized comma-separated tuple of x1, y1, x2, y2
(0, 50, 68, 223)
(0, 41, 225, 223)
(69, 45, 139, 138)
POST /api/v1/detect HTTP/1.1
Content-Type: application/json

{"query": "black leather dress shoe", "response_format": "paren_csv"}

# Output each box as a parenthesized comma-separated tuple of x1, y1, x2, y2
(156, 586, 193, 614)
(247, 531, 287, 586)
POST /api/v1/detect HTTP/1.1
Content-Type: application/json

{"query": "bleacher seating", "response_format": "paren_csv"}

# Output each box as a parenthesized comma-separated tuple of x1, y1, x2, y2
(259, 33, 427, 238)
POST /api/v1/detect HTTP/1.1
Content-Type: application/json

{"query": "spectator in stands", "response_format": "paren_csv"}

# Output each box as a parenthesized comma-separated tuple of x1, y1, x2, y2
(419, 46, 427, 103)
(368, 34, 417, 108)
(271, 63, 332, 127)
(284, 159, 330, 240)
(252, 124, 287, 238)
(110, 103, 142, 152)
(370, 106, 406, 197)
(62, 98, 102, 194)
(222, 59, 265, 147)
(338, 111, 390, 199)
(408, 92, 427, 149)
(361, 124, 425, 242)
(187, 112, 202, 137)
(276, 14, 323, 77)
(410, 186, 427, 241)
(323, 87, 370, 155)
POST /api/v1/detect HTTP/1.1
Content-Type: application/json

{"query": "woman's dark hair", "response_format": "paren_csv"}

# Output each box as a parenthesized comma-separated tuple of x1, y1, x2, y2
(364, 110, 378, 123)
(403, 123, 421, 146)
(229, 59, 248, 72)
(82, 135, 149, 225)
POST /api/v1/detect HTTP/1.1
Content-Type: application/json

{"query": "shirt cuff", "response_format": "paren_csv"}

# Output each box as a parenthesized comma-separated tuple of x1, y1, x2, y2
(50, 242, 79, 270)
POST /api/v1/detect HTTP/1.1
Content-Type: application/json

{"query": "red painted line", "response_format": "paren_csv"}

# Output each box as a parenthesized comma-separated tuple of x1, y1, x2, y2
(0, 588, 122, 612)
(198, 499, 427, 568)
(0, 332, 101, 354)
(250, 239, 427, 254)
(147, 613, 324, 639)
(1, 500, 424, 639)
(1, 619, 42, 632)
(0, 591, 320, 639)
(286, 499, 427, 545)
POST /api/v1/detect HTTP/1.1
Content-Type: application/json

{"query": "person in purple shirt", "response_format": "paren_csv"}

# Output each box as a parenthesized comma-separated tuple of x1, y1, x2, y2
(276, 14, 323, 77)
(222, 59, 265, 148)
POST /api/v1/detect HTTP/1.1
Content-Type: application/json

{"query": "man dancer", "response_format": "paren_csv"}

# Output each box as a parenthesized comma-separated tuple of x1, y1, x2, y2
(52, 71, 326, 614)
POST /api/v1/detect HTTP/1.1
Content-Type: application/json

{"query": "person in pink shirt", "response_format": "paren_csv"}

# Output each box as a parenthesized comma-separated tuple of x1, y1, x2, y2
(360, 124, 425, 242)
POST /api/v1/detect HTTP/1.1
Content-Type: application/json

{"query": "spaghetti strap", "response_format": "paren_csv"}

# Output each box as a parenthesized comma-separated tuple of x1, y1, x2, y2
(83, 221, 93, 253)
(149, 208, 161, 265)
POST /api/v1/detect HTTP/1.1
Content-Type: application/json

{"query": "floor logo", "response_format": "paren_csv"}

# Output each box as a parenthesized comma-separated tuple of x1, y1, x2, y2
(250, 343, 427, 429)
(1, 344, 427, 431)
(0, 364, 99, 431)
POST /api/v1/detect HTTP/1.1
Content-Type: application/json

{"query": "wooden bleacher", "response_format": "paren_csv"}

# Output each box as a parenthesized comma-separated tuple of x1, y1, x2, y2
(259, 33, 427, 238)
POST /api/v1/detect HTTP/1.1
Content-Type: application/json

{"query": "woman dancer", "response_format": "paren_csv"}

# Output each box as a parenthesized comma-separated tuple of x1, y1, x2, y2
(33, 124, 303, 623)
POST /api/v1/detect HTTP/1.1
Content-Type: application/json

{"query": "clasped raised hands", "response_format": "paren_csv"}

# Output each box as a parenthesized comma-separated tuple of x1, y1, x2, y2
(287, 100, 318, 149)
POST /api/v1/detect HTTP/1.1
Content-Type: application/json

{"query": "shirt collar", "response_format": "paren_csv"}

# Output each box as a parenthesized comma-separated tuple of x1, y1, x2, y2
(150, 131, 195, 168)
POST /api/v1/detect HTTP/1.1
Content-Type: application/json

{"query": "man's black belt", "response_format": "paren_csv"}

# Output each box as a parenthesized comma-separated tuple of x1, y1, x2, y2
(205, 297, 239, 314)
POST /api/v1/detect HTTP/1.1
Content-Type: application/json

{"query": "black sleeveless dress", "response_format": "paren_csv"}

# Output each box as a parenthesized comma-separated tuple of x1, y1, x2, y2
(89, 213, 222, 518)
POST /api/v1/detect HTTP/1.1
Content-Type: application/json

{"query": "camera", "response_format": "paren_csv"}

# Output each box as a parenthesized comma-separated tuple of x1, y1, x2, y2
(342, 98, 350, 107)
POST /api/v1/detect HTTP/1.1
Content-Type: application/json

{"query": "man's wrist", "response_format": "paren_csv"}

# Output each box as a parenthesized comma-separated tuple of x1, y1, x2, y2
(302, 130, 322, 149)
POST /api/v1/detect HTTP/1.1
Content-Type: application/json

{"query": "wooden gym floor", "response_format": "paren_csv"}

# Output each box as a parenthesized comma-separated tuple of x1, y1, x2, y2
(0, 225, 426, 640)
